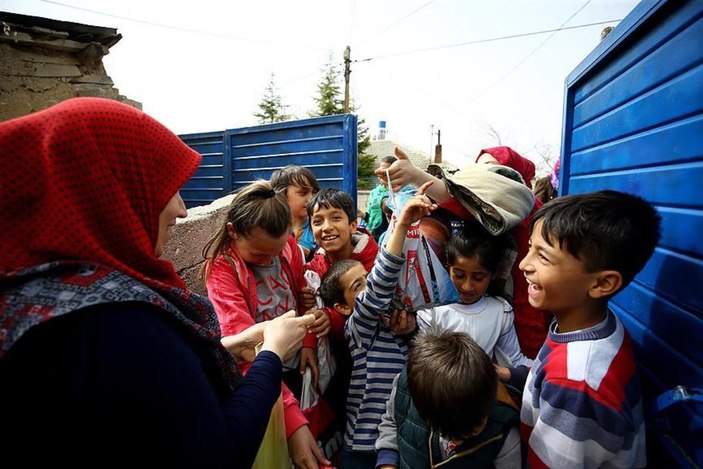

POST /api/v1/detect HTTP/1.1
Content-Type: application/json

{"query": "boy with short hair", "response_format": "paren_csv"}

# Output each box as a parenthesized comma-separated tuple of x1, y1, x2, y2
(305, 188, 380, 343)
(319, 183, 437, 467)
(375, 327, 522, 468)
(306, 188, 379, 276)
(519, 189, 661, 468)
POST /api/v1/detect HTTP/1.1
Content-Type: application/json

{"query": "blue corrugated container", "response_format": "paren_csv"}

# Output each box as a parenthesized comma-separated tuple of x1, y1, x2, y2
(179, 114, 358, 209)
(561, 0, 703, 465)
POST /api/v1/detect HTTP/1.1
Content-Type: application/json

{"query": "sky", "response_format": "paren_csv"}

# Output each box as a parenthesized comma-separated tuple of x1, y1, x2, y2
(1, 0, 641, 175)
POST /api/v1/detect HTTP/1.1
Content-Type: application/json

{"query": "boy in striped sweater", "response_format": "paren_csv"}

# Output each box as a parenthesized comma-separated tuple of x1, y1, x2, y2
(519, 190, 661, 468)
(319, 182, 437, 468)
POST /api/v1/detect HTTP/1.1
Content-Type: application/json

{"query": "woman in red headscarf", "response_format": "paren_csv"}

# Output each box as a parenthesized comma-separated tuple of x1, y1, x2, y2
(0, 97, 312, 466)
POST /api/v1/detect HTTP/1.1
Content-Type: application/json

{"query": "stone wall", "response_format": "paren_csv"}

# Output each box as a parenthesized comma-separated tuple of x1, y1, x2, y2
(0, 12, 140, 121)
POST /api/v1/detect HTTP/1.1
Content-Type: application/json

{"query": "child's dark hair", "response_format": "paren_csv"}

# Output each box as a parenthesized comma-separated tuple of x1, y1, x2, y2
(202, 181, 290, 279)
(319, 259, 362, 308)
(445, 220, 509, 275)
(407, 326, 497, 441)
(307, 188, 356, 223)
(380, 155, 397, 165)
(270, 165, 320, 195)
(531, 189, 661, 288)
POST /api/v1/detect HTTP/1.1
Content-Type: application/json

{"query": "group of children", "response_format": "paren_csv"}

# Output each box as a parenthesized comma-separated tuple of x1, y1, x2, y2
(202, 154, 661, 469)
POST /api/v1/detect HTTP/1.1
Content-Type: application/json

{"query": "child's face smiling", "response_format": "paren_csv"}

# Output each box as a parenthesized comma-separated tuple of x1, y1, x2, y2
(310, 205, 357, 256)
(449, 255, 492, 305)
(519, 220, 596, 315)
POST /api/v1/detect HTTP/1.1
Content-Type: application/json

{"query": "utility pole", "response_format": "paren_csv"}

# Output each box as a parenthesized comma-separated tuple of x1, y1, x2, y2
(429, 124, 435, 159)
(343, 46, 351, 113)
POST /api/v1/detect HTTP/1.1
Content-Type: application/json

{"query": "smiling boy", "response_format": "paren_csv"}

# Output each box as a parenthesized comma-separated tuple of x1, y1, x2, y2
(518, 190, 661, 468)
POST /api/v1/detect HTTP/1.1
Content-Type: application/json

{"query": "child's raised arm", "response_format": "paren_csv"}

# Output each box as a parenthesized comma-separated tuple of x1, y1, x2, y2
(384, 180, 437, 257)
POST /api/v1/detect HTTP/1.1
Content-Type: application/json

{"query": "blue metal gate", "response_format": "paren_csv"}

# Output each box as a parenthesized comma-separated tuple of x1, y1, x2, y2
(561, 0, 703, 464)
(179, 114, 358, 209)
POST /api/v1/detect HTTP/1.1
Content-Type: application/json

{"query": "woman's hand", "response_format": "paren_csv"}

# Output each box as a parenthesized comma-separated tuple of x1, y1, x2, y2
(261, 311, 315, 362)
(220, 322, 266, 362)
(288, 425, 331, 469)
(376, 147, 426, 193)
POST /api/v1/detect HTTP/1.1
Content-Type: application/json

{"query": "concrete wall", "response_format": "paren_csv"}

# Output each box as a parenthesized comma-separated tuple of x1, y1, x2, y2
(162, 195, 234, 296)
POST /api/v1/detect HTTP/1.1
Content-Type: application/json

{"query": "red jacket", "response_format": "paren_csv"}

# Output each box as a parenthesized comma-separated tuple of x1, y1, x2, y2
(206, 235, 308, 438)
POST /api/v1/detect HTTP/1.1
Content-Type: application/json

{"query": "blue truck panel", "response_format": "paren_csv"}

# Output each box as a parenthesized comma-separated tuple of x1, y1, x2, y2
(561, 0, 703, 465)
(179, 114, 358, 209)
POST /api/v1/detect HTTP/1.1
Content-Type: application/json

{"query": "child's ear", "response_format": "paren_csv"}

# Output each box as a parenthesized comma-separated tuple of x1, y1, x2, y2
(226, 222, 237, 240)
(333, 302, 353, 317)
(349, 218, 358, 234)
(589, 270, 623, 299)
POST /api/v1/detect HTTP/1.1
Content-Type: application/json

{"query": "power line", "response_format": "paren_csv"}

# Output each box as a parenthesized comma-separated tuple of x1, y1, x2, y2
(467, 0, 594, 103)
(39, 0, 328, 50)
(356, 0, 438, 45)
(355, 18, 620, 62)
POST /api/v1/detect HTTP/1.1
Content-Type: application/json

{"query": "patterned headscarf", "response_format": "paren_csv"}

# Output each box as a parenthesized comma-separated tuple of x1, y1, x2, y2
(0, 97, 196, 288)
(0, 98, 240, 389)
(477, 146, 536, 189)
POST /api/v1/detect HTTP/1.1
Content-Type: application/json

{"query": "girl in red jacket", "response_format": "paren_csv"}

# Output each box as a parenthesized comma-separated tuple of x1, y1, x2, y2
(203, 180, 330, 469)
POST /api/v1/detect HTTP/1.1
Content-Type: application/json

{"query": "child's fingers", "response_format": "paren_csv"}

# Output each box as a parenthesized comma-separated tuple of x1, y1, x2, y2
(416, 180, 434, 196)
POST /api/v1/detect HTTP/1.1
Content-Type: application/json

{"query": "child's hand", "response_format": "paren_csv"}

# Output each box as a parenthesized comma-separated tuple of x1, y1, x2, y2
(495, 364, 511, 382)
(300, 347, 319, 389)
(304, 308, 331, 337)
(397, 180, 437, 226)
(300, 286, 316, 311)
(386, 309, 417, 336)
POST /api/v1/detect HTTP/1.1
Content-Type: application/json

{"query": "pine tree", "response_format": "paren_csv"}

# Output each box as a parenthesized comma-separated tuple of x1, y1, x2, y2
(311, 56, 375, 188)
(254, 73, 290, 124)
(356, 117, 375, 189)
(311, 56, 344, 117)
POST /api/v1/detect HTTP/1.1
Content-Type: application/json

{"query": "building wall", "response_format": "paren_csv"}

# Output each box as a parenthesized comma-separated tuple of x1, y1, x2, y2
(0, 14, 139, 121)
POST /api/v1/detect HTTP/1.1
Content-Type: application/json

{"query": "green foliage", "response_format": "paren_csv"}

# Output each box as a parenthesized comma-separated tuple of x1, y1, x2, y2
(254, 73, 290, 124)
(356, 117, 375, 189)
(311, 56, 344, 117)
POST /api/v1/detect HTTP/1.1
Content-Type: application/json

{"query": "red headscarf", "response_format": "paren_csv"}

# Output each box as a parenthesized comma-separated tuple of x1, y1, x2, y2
(0, 97, 201, 290)
(477, 146, 536, 189)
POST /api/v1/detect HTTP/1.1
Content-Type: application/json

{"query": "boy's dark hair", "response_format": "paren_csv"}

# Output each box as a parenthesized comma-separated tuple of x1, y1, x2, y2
(407, 327, 497, 441)
(307, 188, 356, 223)
(531, 189, 661, 289)
(270, 165, 320, 194)
(319, 259, 362, 308)
(445, 220, 509, 275)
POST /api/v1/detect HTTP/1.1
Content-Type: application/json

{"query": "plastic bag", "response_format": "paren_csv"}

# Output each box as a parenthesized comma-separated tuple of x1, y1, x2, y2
(385, 171, 460, 312)
(300, 368, 337, 444)
(303, 270, 337, 394)
(252, 348, 290, 469)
